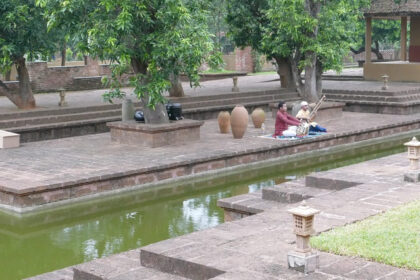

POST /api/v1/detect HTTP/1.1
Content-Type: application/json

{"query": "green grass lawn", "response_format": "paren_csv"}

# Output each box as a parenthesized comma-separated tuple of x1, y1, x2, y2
(311, 200, 420, 270)
(201, 69, 237, 74)
(248, 71, 277, 76)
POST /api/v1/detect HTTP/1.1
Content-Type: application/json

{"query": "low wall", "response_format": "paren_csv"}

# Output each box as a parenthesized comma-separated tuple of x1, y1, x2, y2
(364, 62, 420, 82)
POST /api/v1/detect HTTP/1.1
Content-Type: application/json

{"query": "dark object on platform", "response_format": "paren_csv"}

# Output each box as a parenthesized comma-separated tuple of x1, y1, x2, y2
(166, 103, 183, 121)
(134, 110, 145, 122)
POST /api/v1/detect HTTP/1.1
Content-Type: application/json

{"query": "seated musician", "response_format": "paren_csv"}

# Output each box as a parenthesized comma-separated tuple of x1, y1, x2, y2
(296, 101, 327, 133)
(274, 101, 301, 137)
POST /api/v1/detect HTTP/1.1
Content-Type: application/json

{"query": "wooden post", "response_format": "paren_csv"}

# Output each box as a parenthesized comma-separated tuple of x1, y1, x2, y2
(401, 16, 408, 61)
(366, 17, 372, 63)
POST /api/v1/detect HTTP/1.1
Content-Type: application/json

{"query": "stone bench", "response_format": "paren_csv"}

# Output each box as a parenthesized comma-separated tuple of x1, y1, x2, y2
(0, 130, 20, 148)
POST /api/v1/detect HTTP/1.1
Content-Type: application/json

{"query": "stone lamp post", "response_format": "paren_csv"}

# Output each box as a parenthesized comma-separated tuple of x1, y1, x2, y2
(404, 137, 420, 170)
(287, 202, 320, 274)
(58, 88, 68, 107)
(382, 74, 389, 90)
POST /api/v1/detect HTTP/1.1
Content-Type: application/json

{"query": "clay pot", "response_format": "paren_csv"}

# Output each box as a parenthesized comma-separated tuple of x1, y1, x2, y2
(230, 105, 249, 139)
(217, 111, 231, 133)
(251, 108, 265, 128)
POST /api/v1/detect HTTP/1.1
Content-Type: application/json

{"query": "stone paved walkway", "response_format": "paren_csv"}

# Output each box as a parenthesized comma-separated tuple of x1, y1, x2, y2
(1, 111, 420, 200)
(28, 153, 420, 280)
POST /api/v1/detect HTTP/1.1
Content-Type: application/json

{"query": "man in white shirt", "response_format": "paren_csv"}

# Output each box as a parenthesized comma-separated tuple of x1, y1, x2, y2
(296, 101, 327, 133)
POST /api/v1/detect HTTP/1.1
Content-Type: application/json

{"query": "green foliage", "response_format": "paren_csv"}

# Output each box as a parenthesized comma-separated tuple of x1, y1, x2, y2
(311, 200, 420, 270)
(251, 50, 264, 73)
(65, 47, 73, 62)
(39, 0, 218, 109)
(0, 0, 57, 71)
(75, 52, 84, 61)
(353, 19, 401, 51)
(227, 0, 369, 73)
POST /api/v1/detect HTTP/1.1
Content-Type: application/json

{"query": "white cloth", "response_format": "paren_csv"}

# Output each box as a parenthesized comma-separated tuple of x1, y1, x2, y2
(283, 126, 297, 137)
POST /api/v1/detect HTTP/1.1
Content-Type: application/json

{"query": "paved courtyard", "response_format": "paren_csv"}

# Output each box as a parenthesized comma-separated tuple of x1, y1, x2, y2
(0, 111, 419, 197)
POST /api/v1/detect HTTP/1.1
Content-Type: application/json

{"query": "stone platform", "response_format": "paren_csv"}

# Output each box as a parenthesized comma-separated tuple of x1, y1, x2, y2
(108, 120, 204, 148)
(28, 153, 420, 280)
(2, 111, 420, 213)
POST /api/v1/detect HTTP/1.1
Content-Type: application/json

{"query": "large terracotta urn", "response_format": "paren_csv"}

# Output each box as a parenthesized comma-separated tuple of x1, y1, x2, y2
(230, 105, 249, 139)
(218, 111, 230, 133)
(251, 108, 265, 128)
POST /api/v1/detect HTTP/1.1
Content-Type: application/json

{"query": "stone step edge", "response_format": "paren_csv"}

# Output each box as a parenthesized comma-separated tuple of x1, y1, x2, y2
(323, 87, 420, 96)
(326, 98, 420, 107)
(140, 249, 225, 280)
(325, 93, 420, 101)
(0, 109, 122, 128)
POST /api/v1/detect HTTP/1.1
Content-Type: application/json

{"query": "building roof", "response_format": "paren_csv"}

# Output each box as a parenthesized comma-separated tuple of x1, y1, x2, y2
(365, 0, 420, 17)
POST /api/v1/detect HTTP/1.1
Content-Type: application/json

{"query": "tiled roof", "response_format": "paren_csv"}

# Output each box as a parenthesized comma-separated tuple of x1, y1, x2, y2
(365, 0, 420, 17)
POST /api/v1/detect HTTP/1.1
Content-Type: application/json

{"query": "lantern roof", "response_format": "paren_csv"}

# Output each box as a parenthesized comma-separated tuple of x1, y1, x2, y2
(404, 137, 420, 147)
(365, 0, 420, 18)
(288, 202, 320, 217)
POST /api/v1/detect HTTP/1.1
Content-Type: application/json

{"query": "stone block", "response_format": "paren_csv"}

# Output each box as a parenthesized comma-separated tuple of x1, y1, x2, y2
(0, 130, 20, 148)
(404, 171, 420, 182)
(107, 119, 204, 148)
(287, 251, 319, 274)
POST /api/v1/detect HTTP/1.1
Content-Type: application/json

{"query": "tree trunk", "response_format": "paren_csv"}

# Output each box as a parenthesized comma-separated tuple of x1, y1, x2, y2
(5, 70, 11, 81)
(316, 60, 323, 97)
(131, 58, 169, 124)
(1, 57, 36, 109)
(274, 56, 295, 89)
(61, 43, 67, 66)
(289, 51, 304, 95)
(168, 73, 185, 97)
(303, 0, 321, 102)
(303, 52, 319, 102)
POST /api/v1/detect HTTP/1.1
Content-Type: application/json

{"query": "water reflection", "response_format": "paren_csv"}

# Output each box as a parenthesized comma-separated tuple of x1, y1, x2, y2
(0, 145, 405, 280)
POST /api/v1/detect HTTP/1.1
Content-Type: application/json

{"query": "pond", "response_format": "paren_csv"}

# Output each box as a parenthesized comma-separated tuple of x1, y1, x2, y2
(0, 144, 406, 280)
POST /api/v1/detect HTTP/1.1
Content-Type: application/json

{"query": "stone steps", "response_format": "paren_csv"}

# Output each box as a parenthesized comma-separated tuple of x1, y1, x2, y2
(180, 92, 297, 109)
(323, 87, 420, 97)
(326, 92, 420, 103)
(0, 109, 122, 129)
(0, 90, 299, 142)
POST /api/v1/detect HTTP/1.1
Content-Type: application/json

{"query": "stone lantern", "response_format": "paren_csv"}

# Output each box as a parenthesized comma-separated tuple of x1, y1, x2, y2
(287, 202, 320, 274)
(404, 137, 420, 170)
(381, 74, 389, 90)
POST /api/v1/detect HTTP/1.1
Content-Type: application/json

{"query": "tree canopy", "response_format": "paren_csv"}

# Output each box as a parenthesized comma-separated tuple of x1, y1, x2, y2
(39, 0, 218, 123)
(228, 0, 369, 101)
(0, 0, 59, 108)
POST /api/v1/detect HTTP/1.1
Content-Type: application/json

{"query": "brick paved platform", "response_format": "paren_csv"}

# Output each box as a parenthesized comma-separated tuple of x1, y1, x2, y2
(2, 111, 420, 213)
(28, 153, 420, 280)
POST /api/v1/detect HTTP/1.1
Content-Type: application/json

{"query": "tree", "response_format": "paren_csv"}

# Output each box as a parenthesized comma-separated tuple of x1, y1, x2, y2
(227, 1, 297, 88)
(39, 0, 217, 123)
(0, 0, 57, 109)
(228, 0, 368, 102)
(351, 19, 401, 60)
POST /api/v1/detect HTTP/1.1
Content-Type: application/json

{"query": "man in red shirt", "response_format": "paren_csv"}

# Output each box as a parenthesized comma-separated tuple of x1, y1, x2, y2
(274, 101, 301, 137)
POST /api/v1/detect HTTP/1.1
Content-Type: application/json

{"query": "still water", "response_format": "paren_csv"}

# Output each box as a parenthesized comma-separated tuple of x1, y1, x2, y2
(0, 145, 405, 280)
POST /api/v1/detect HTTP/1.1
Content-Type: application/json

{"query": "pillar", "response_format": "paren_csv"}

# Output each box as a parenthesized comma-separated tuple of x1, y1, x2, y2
(401, 17, 407, 61)
(410, 17, 420, 62)
(365, 17, 372, 63)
